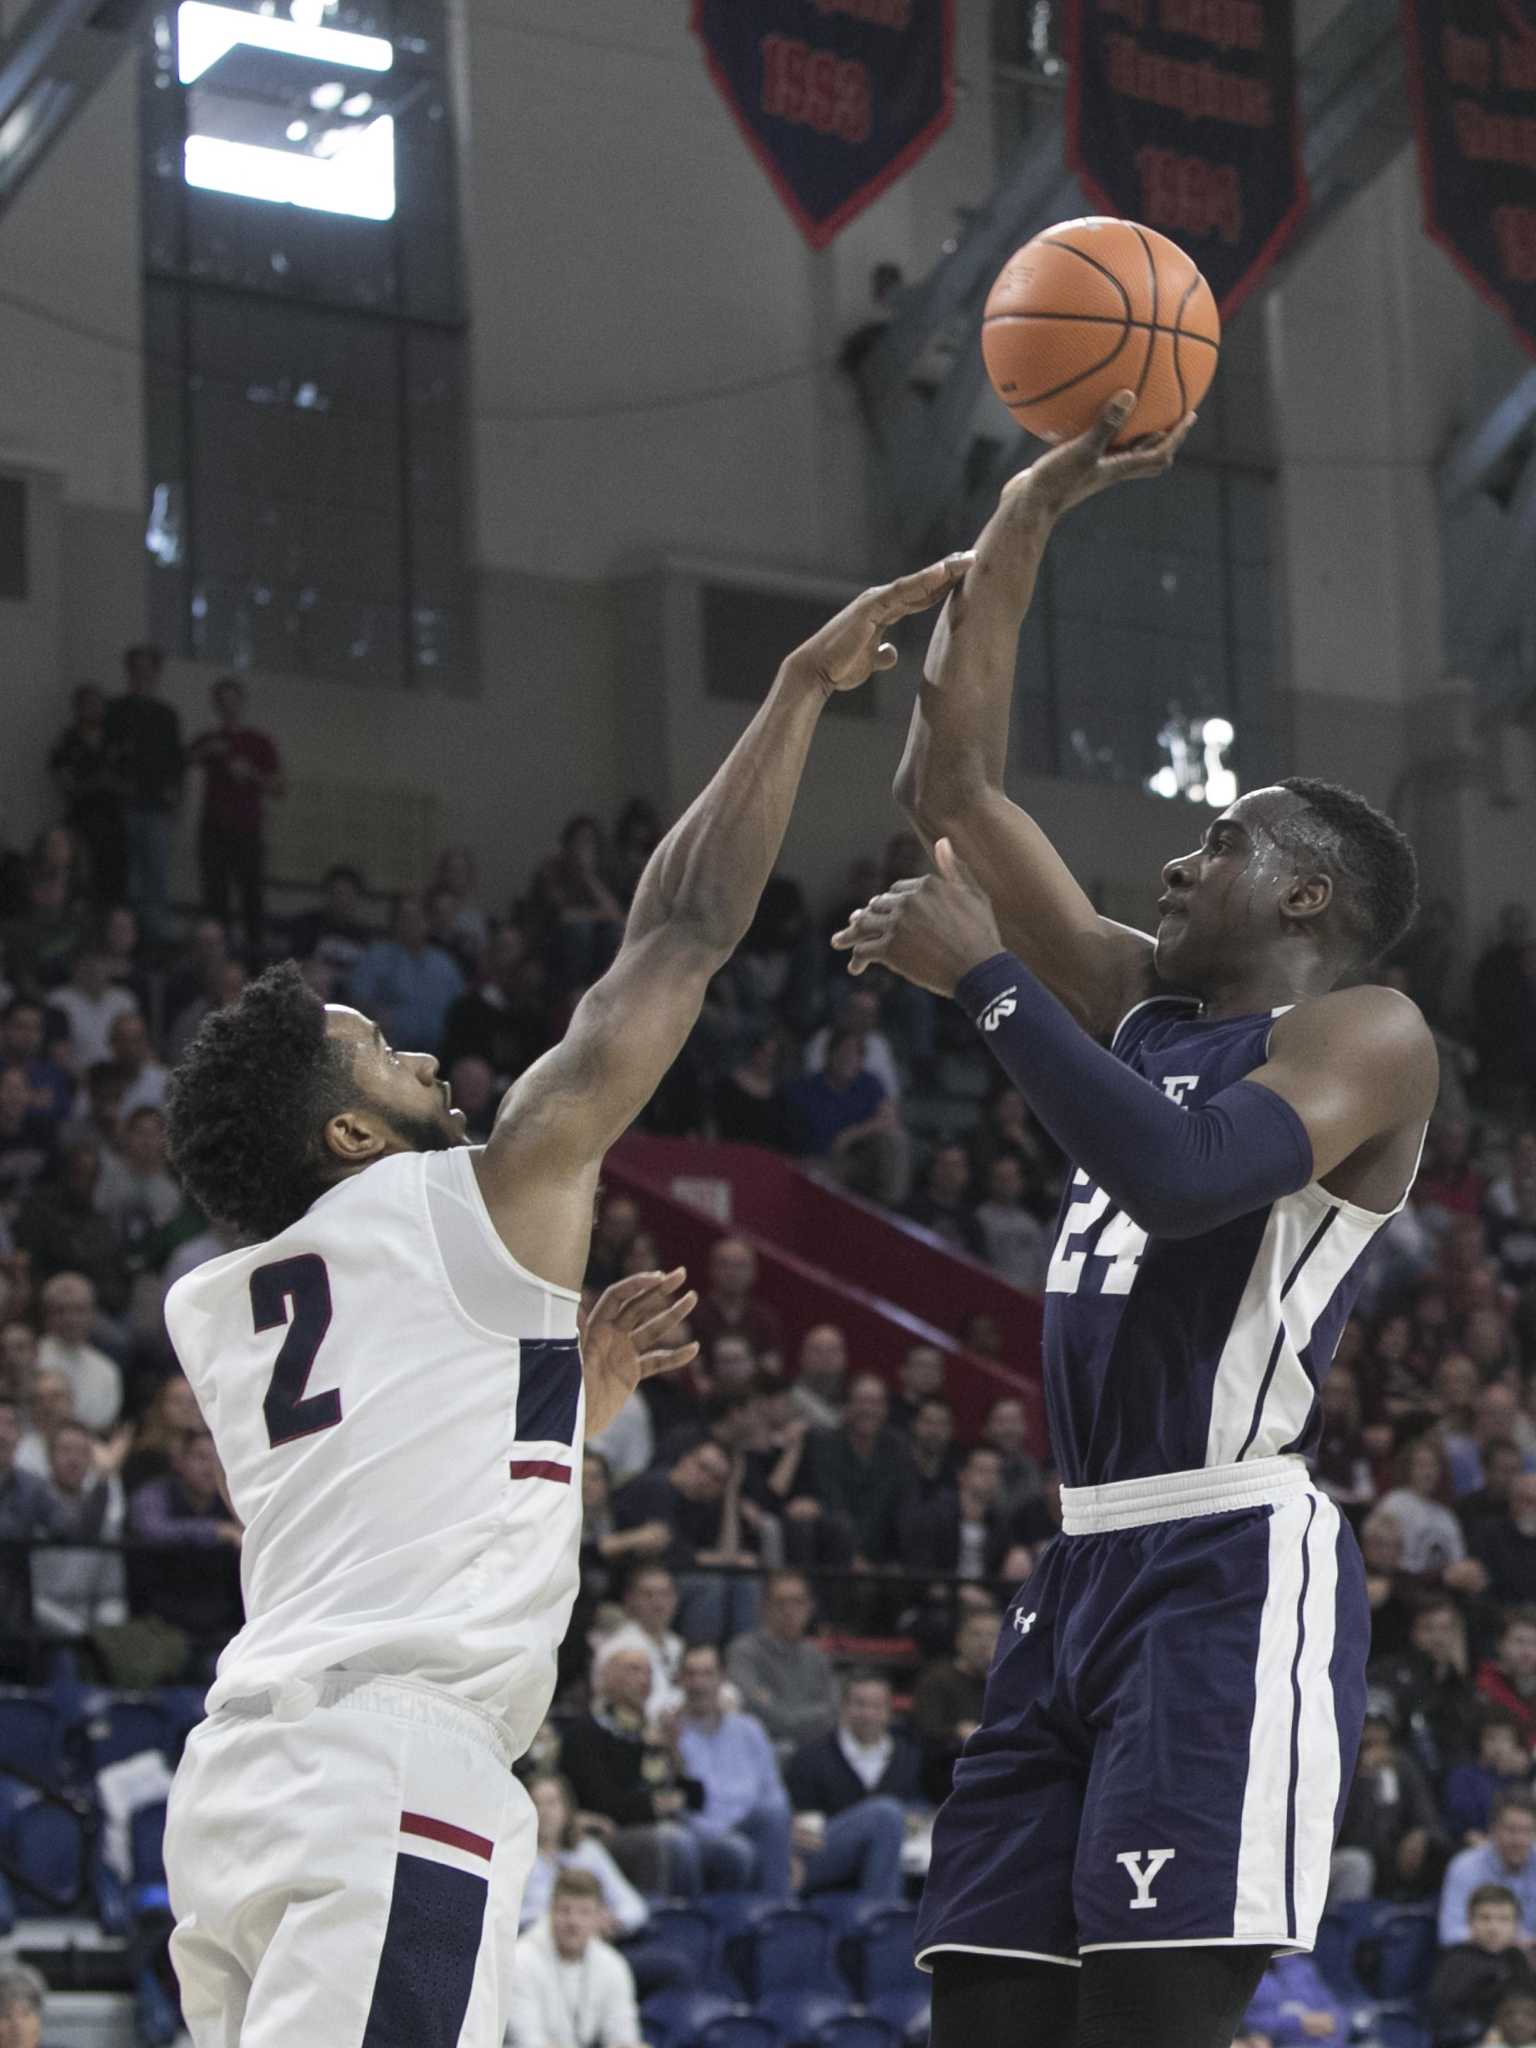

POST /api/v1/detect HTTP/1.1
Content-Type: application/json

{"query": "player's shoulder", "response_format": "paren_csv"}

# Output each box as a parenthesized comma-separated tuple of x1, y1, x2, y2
(1272, 979, 1434, 1054)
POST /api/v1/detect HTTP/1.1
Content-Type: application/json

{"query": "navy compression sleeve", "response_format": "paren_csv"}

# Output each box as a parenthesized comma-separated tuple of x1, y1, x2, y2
(954, 952, 1314, 1240)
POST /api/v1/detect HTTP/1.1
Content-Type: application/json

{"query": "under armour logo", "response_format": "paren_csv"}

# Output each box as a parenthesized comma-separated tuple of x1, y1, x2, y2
(1012, 1608, 1037, 1635)
(1161, 1076, 1200, 1106)
(1117, 1848, 1176, 1910)
(978, 988, 1019, 1033)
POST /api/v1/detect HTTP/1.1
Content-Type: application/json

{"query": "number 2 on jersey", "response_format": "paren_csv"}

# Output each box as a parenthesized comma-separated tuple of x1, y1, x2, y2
(1046, 1172, 1148, 1296)
(251, 1254, 341, 1448)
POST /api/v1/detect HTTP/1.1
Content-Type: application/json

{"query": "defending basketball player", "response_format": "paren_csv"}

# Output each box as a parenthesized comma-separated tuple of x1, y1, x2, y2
(832, 393, 1438, 2048)
(157, 549, 969, 2048)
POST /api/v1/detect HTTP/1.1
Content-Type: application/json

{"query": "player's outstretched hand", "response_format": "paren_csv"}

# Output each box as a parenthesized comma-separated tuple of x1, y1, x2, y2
(579, 1268, 700, 1440)
(1003, 390, 1196, 523)
(831, 836, 1005, 997)
(785, 552, 975, 697)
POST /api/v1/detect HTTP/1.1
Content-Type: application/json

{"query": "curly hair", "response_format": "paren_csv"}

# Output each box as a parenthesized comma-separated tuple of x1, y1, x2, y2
(1272, 776, 1419, 967)
(165, 962, 359, 1242)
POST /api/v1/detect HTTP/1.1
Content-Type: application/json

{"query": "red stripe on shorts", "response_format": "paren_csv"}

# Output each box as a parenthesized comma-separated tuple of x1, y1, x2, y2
(507, 1459, 571, 1483)
(400, 1811, 494, 1860)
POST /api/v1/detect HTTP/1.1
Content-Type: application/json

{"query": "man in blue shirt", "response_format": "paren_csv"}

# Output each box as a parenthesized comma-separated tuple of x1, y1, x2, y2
(784, 1031, 909, 1205)
(675, 1642, 792, 1895)
(349, 892, 465, 1056)
(1439, 1792, 1536, 1946)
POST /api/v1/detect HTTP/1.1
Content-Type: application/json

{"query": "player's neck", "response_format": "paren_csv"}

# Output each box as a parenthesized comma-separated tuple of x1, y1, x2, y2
(1193, 954, 1337, 1021)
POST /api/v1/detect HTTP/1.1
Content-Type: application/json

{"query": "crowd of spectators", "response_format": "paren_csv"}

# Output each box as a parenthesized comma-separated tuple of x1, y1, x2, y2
(6, 647, 1536, 2042)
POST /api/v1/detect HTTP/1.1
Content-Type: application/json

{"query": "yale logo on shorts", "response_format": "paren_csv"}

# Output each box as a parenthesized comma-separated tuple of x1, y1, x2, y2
(1161, 1075, 1200, 1106)
(978, 988, 1019, 1033)
(1116, 1848, 1176, 1909)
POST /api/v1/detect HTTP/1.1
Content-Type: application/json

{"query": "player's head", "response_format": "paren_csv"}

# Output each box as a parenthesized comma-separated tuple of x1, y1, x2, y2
(1154, 778, 1418, 993)
(166, 961, 467, 1242)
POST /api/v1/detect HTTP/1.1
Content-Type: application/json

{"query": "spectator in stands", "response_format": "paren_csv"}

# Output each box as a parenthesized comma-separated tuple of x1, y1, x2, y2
(805, 987, 902, 1103)
(443, 1055, 498, 1143)
(1488, 1990, 1536, 2048)
(17, 1146, 131, 1319)
(1240, 1952, 1349, 2046)
(49, 949, 138, 1074)
(126, 1426, 242, 1676)
(1379, 1438, 1483, 1580)
(440, 925, 543, 1086)
(725, 1569, 839, 1751)
(0, 1063, 55, 1225)
(675, 1641, 792, 1894)
(793, 1373, 912, 1568)
(165, 955, 246, 1067)
(1, 998, 74, 1125)
(904, 1144, 987, 1261)
(689, 1237, 783, 1379)
(0, 1320, 40, 1401)
(520, 1773, 647, 1936)
(691, 1334, 761, 1406)
(35, 1270, 121, 1431)
(1, 867, 89, 998)
(533, 815, 627, 992)
(616, 1564, 684, 1717)
(712, 1028, 796, 1152)
(974, 1154, 1050, 1291)
(610, 1440, 760, 1642)
(905, 1395, 962, 1504)
(790, 1322, 848, 1431)
(611, 798, 661, 905)
(286, 864, 375, 996)
(1479, 1613, 1536, 1753)
(348, 891, 464, 1056)
(14, 1367, 72, 1475)
(980, 1396, 1046, 1508)
(97, 1105, 183, 1265)
(904, 1445, 1013, 1579)
(106, 643, 183, 945)
(1332, 1710, 1445, 1903)
(889, 1342, 947, 1431)
(33, 1416, 126, 1643)
(783, 1671, 915, 1899)
(48, 683, 129, 910)
(1467, 1443, 1533, 1545)
(506, 1867, 642, 2048)
(1478, 1475, 1536, 1606)
(1430, 1883, 1536, 2045)
(1370, 1595, 1479, 1785)
(107, 1010, 168, 1118)
(585, 1194, 641, 1294)
(0, 1959, 53, 2048)
(121, 1371, 203, 1492)
(970, 1086, 1060, 1220)
(1441, 1793, 1536, 1945)
(0, 1394, 70, 1654)
(1446, 1716, 1536, 1844)
(786, 1031, 910, 1207)
(911, 1606, 1000, 1802)
(1418, 1119, 1487, 1221)
(187, 676, 284, 947)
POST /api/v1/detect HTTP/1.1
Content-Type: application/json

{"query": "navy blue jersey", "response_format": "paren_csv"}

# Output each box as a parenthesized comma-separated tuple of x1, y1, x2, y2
(1043, 995, 1413, 1487)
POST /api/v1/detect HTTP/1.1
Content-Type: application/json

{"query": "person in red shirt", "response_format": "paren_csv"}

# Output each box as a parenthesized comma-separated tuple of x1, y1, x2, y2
(187, 677, 284, 949)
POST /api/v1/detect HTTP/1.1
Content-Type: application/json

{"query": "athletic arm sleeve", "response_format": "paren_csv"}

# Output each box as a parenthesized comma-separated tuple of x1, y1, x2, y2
(954, 952, 1314, 1240)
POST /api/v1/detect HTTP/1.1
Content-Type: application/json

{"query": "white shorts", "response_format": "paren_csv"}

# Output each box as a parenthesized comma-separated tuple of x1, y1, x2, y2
(165, 1672, 536, 2048)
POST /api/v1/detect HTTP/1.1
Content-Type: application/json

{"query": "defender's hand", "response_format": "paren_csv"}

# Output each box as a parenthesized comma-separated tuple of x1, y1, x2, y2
(579, 1268, 699, 1439)
(785, 553, 974, 696)
(1003, 391, 1196, 523)
(831, 837, 1004, 997)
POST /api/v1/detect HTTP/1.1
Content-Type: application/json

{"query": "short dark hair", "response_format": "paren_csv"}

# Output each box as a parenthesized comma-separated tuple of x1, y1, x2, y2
(1491, 1790, 1536, 1826)
(1271, 777, 1419, 966)
(1470, 1882, 1521, 1915)
(841, 1667, 890, 1700)
(166, 961, 358, 1240)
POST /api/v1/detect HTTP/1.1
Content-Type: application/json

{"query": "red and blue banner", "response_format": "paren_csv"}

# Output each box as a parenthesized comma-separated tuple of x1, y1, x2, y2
(691, 0, 956, 250)
(1064, 0, 1308, 317)
(1401, 0, 1536, 358)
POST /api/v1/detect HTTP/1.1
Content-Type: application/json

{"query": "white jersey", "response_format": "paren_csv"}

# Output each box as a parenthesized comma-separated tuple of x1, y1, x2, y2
(164, 1146, 583, 1753)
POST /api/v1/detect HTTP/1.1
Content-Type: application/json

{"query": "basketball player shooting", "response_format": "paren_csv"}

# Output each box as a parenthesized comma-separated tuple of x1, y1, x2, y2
(156, 549, 968, 2048)
(833, 392, 1438, 2048)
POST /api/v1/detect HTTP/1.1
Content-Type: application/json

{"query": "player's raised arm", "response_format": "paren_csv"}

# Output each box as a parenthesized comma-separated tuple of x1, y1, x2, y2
(473, 554, 971, 1289)
(893, 392, 1194, 1041)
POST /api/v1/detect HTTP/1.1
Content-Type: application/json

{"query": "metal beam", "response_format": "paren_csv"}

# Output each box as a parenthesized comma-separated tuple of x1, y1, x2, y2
(0, 0, 147, 215)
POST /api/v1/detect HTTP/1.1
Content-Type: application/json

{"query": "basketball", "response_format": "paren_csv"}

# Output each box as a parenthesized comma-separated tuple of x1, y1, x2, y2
(981, 217, 1221, 446)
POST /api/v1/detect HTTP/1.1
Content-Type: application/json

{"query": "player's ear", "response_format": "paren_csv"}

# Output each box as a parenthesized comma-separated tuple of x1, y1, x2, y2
(322, 1106, 392, 1167)
(1282, 869, 1332, 926)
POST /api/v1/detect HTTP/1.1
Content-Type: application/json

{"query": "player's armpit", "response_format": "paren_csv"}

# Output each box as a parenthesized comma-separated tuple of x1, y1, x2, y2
(926, 786, 1157, 1039)
(471, 924, 721, 1286)
(1245, 985, 1440, 1183)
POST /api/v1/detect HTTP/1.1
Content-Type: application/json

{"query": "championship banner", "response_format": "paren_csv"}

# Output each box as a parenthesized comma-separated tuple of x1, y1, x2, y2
(690, 0, 956, 251)
(1064, 0, 1308, 317)
(1401, 0, 1536, 357)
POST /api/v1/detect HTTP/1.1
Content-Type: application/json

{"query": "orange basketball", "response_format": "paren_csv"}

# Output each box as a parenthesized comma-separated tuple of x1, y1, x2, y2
(981, 217, 1220, 447)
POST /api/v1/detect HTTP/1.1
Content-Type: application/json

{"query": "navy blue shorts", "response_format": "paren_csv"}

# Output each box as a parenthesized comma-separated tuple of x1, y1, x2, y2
(915, 1460, 1367, 1971)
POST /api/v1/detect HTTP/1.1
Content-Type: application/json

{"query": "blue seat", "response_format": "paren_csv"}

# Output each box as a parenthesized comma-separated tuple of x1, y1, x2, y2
(1373, 1906, 1437, 2000)
(0, 1692, 65, 1784)
(867, 1986, 929, 2041)
(642, 1988, 737, 2047)
(802, 1892, 888, 1939)
(697, 2018, 781, 2048)
(86, 1694, 174, 1772)
(736, 1908, 837, 1997)
(843, 1909, 920, 2000)
(11, 1799, 86, 1914)
(1314, 1902, 1376, 2003)
(644, 1905, 717, 1982)
(696, 1892, 776, 1936)
(813, 2019, 898, 2048)
(758, 1990, 847, 2045)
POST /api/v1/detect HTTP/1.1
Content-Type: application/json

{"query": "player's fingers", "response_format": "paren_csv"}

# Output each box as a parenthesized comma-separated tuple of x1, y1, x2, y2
(639, 1341, 700, 1381)
(630, 1290, 699, 1350)
(849, 936, 887, 975)
(872, 552, 974, 621)
(934, 836, 983, 891)
(872, 642, 900, 672)
(613, 1268, 691, 1329)
(1078, 389, 1135, 458)
(592, 1268, 683, 1329)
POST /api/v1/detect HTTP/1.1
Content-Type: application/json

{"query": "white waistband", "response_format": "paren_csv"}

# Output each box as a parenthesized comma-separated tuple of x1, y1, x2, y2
(1059, 1455, 1310, 1534)
(219, 1670, 517, 1769)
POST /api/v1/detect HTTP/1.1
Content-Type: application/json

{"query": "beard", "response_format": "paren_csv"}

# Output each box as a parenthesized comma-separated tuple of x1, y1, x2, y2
(381, 1102, 459, 1155)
